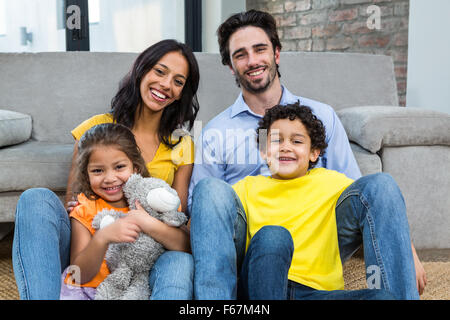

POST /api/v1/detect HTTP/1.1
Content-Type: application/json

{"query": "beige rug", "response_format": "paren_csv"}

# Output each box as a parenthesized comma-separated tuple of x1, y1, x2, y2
(0, 233, 19, 300)
(343, 255, 450, 300)
(1, 233, 448, 300)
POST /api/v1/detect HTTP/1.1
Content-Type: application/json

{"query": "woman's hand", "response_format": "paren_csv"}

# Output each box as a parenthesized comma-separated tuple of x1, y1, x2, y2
(65, 200, 79, 213)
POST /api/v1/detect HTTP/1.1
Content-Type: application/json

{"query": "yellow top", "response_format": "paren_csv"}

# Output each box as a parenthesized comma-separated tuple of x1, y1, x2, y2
(232, 168, 354, 291)
(71, 113, 194, 186)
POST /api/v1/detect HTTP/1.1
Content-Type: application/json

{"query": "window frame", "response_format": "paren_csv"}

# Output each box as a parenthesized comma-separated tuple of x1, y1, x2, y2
(65, 0, 90, 51)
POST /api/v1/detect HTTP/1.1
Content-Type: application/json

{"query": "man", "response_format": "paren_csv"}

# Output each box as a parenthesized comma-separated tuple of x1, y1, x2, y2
(188, 10, 425, 300)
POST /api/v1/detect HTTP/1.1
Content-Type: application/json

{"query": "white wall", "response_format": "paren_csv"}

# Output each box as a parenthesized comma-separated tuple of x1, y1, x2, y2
(407, 0, 450, 114)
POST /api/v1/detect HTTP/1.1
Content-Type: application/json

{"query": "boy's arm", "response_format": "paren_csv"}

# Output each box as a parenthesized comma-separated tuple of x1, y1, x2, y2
(411, 241, 427, 295)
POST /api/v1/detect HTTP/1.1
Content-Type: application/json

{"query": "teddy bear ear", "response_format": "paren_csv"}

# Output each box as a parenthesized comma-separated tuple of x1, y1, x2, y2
(146, 187, 180, 212)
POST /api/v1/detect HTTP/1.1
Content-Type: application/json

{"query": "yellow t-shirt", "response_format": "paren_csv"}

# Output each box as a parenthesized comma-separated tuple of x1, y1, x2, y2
(71, 113, 194, 186)
(232, 167, 354, 291)
(65, 193, 129, 288)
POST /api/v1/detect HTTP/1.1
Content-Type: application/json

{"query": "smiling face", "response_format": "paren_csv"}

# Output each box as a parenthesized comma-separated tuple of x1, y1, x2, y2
(87, 145, 136, 208)
(228, 26, 280, 94)
(263, 118, 320, 180)
(139, 50, 189, 113)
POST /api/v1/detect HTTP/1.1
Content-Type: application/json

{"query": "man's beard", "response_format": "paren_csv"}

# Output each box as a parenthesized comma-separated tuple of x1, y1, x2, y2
(234, 58, 278, 94)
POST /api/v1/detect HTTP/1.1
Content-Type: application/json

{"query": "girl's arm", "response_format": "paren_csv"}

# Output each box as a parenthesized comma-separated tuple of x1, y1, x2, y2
(126, 164, 193, 253)
(69, 219, 109, 284)
(126, 204, 191, 253)
(69, 217, 141, 284)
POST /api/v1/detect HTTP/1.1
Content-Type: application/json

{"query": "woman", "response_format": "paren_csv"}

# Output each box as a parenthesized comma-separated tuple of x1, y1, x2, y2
(12, 39, 200, 300)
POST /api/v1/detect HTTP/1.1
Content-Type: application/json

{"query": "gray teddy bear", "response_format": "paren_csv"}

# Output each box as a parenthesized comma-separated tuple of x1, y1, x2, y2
(92, 173, 188, 300)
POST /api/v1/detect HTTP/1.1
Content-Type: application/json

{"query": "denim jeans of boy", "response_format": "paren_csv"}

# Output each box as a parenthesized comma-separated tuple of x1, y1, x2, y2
(238, 225, 394, 300)
(190, 173, 419, 300)
(12, 188, 193, 300)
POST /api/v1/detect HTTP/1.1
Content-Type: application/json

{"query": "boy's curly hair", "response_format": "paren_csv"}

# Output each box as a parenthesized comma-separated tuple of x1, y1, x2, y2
(257, 101, 328, 168)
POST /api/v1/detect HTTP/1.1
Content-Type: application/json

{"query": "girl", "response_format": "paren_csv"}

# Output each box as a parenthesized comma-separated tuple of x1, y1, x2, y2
(13, 39, 199, 299)
(61, 123, 160, 299)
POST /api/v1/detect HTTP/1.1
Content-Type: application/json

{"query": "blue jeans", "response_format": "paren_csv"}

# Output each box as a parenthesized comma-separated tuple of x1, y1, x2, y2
(238, 225, 394, 300)
(190, 173, 419, 300)
(12, 188, 193, 300)
(149, 251, 194, 300)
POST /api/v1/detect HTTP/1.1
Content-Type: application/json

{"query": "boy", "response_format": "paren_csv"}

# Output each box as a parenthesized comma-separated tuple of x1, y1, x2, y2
(233, 102, 395, 299)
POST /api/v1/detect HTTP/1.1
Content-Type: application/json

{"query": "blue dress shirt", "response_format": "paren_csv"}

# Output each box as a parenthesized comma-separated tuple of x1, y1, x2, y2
(187, 86, 361, 213)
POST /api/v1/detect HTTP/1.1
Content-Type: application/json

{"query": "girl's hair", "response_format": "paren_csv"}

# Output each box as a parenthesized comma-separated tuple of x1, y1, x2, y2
(257, 102, 328, 169)
(73, 123, 150, 200)
(111, 39, 200, 149)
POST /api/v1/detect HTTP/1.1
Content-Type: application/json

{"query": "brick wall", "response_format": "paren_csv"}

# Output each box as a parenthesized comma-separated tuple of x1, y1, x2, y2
(246, 0, 409, 106)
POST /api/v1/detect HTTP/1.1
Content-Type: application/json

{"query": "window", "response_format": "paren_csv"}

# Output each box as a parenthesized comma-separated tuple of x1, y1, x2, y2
(88, 0, 185, 52)
(0, 0, 66, 52)
(202, 0, 245, 52)
(0, 0, 6, 36)
(0, 0, 245, 53)
(88, 0, 100, 24)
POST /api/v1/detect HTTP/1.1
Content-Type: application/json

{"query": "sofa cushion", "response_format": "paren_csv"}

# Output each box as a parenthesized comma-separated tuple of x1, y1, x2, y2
(0, 141, 73, 192)
(337, 106, 450, 153)
(350, 143, 382, 176)
(0, 109, 32, 147)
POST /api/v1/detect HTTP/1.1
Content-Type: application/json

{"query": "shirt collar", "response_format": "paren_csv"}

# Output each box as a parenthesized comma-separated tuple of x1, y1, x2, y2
(230, 85, 296, 118)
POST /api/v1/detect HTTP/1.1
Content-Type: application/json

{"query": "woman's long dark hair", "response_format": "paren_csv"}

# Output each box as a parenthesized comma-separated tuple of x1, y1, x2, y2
(111, 39, 200, 148)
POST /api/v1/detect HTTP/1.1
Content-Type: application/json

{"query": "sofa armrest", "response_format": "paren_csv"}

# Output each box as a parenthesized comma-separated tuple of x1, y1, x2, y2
(0, 109, 32, 148)
(337, 106, 450, 153)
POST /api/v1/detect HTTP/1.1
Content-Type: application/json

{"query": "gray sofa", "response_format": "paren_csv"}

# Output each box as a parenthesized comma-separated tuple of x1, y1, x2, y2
(0, 52, 449, 249)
